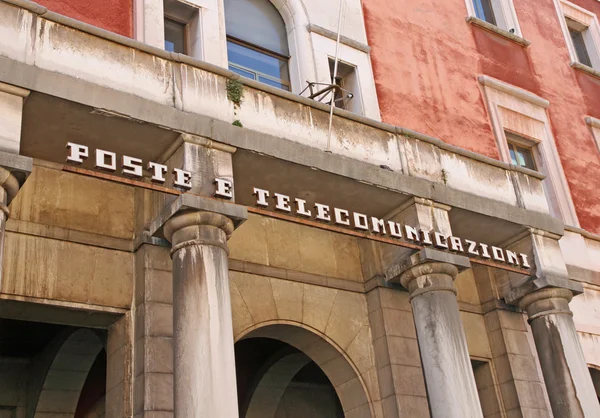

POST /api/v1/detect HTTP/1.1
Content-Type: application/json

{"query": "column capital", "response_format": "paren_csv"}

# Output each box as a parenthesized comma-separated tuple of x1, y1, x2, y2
(396, 248, 470, 299)
(148, 194, 247, 252)
(517, 287, 574, 322)
(504, 274, 583, 306)
(387, 247, 470, 285)
(164, 210, 235, 255)
(400, 261, 459, 299)
(0, 151, 32, 204)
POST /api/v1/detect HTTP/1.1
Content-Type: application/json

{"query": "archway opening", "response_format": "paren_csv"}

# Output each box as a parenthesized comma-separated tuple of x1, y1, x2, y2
(235, 337, 344, 418)
(74, 348, 106, 418)
(591, 367, 600, 404)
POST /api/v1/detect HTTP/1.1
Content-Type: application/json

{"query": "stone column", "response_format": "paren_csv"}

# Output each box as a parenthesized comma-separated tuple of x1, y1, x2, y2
(399, 256, 484, 418)
(519, 288, 600, 418)
(0, 168, 17, 279)
(378, 197, 483, 418)
(163, 209, 239, 418)
(0, 82, 31, 287)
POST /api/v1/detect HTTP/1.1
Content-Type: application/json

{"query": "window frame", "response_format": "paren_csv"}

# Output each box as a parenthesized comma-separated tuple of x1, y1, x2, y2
(586, 116, 600, 156)
(309, 30, 380, 120)
(327, 57, 362, 114)
(465, 0, 522, 36)
(164, 15, 190, 55)
(555, 0, 600, 70)
(479, 75, 580, 226)
(505, 131, 538, 171)
(226, 36, 292, 91)
(161, 0, 202, 59)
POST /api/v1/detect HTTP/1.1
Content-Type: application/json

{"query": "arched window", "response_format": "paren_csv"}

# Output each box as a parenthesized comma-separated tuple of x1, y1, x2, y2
(224, 0, 291, 91)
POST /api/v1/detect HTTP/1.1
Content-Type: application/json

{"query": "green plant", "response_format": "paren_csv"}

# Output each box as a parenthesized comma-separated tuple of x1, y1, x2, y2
(226, 78, 245, 127)
(441, 169, 448, 185)
(226, 79, 244, 107)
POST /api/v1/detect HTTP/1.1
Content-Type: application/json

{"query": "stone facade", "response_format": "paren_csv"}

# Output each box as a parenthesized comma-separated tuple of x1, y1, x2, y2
(0, 1, 599, 418)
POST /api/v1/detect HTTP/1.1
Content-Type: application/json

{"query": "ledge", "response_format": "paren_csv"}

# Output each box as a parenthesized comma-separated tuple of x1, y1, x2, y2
(466, 16, 531, 47)
(586, 116, 600, 128)
(571, 61, 600, 80)
(306, 23, 371, 53)
(567, 264, 600, 287)
(478, 75, 550, 108)
(0, 0, 548, 183)
(564, 224, 600, 242)
(0, 81, 29, 97)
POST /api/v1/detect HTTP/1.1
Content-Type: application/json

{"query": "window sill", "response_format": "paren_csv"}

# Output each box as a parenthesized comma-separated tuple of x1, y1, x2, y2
(570, 61, 600, 80)
(466, 16, 531, 47)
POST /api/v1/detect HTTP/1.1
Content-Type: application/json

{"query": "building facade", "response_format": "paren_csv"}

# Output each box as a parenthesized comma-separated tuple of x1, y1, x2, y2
(0, 0, 599, 417)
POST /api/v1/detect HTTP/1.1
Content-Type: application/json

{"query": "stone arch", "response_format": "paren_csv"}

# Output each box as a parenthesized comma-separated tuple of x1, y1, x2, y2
(236, 321, 374, 418)
(243, 349, 312, 417)
(590, 365, 600, 402)
(229, 271, 381, 413)
(32, 328, 104, 418)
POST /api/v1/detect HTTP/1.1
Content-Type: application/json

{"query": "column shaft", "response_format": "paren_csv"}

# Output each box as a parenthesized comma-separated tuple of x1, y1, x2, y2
(401, 263, 483, 418)
(521, 289, 600, 418)
(166, 212, 239, 418)
(0, 168, 19, 287)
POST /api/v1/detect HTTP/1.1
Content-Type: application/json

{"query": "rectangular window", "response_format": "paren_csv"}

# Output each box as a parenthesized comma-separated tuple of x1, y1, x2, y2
(164, 18, 186, 54)
(473, 0, 497, 25)
(227, 38, 291, 91)
(567, 19, 594, 68)
(506, 132, 537, 170)
(328, 58, 363, 115)
(558, 1, 600, 70)
(479, 75, 580, 225)
(163, 0, 200, 57)
(466, 0, 521, 34)
(471, 360, 502, 418)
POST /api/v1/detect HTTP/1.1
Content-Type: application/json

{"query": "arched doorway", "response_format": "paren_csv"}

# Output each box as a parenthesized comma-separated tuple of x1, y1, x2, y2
(235, 323, 373, 418)
(32, 328, 105, 418)
(591, 367, 600, 404)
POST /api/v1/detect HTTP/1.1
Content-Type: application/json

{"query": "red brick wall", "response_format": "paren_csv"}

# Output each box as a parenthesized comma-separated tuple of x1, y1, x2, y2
(36, 0, 133, 37)
(363, 0, 600, 233)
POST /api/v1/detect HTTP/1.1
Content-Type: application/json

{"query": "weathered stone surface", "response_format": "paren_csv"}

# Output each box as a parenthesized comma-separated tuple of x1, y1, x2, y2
(325, 291, 368, 350)
(270, 278, 303, 322)
(455, 269, 481, 306)
(301, 284, 338, 332)
(11, 166, 134, 239)
(2, 232, 133, 308)
(228, 213, 269, 265)
(231, 271, 278, 324)
(461, 311, 492, 358)
(229, 279, 254, 338)
(229, 214, 363, 282)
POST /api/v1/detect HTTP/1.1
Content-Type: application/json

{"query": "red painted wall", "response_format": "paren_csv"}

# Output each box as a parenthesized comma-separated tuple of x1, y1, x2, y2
(364, 0, 600, 233)
(36, 0, 133, 38)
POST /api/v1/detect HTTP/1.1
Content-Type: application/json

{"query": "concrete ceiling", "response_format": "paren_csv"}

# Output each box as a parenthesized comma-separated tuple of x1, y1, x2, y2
(21, 92, 180, 168)
(19, 91, 528, 247)
(233, 149, 411, 218)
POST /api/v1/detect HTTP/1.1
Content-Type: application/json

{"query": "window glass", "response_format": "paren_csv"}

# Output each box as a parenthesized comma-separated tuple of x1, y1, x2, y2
(473, 0, 496, 25)
(227, 40, 290, 91)
(508, 142, 536, 170)
(224, 0, 291, 91)
(225, 0, 289, 56)
(164, 18, 185, 54)
(569, 27, 593, 67)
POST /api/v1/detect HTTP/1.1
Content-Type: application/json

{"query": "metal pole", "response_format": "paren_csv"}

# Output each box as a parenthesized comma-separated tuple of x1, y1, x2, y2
(326, 0, 347, 153)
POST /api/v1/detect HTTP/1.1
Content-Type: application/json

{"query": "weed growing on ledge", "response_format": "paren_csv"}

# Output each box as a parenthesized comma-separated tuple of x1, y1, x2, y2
(441, 169, 448, 185)
(226, 79, 244, 128)
(226, 79, 244, 107)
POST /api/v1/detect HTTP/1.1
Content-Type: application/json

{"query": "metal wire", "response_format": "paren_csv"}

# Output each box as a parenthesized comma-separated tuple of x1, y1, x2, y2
(325, 0, 347, 153)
